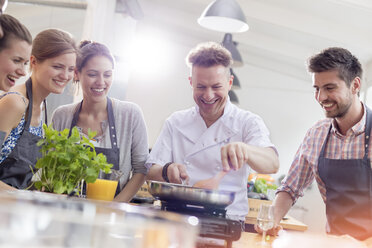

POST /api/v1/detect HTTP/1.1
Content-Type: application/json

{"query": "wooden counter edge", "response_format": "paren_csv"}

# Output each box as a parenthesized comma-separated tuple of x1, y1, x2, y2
(245, 215, 308, 231)
(233, 232, 275, 248)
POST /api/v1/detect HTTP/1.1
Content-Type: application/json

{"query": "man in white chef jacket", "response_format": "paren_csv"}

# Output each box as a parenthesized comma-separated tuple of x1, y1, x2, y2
(146, 42, 279, 221)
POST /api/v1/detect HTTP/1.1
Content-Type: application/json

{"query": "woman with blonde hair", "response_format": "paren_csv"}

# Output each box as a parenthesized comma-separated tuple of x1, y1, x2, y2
(0, 29, 77, 190)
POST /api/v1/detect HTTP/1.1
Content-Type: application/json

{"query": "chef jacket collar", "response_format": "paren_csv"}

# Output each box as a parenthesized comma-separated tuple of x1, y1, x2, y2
(176, 99, 237, 144)
(193, 97, 234, 121)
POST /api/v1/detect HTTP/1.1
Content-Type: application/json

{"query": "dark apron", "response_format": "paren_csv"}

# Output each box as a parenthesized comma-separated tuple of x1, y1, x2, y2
(69, 97, 120, 195)
(318, 107, 372, 240)
(0, 78, 47, 189)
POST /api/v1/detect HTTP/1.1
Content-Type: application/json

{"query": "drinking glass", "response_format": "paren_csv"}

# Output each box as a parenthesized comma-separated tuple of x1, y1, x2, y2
(86, 169, 123, 201)
(86, 179, 118, 201)
(256, 204, 274, 247)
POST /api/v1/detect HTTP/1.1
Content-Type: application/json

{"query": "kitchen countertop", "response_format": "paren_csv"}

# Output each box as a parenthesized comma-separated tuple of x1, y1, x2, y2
(233, 232, 275, 247)
(0, 190, 200, 247)
(2, 190, 370, 248)
(233, 231, 372, 248)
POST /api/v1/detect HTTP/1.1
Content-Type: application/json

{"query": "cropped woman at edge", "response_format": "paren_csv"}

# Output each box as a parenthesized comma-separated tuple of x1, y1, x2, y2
(0, 14, 32, 92)
(0, 29, 77, 191)
(52, 41, 148, 202)
(0, 14, 32, 185)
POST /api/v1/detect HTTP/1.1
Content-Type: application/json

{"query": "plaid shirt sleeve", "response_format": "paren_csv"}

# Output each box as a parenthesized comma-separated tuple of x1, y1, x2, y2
(277, 113, 371, 204)
(277, 126, 321, 203)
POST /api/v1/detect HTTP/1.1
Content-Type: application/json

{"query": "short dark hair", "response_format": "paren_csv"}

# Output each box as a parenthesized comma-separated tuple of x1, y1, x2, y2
(186, 41, 232, 68)
(76, 40, 115, 72)
(32, 28, 77, 63)
(0, 14, 32, 52)
(307, 47, 362, 87)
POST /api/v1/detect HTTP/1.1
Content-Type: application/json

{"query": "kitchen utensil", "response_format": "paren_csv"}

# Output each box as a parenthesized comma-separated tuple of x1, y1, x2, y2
(147, 180, 235, 208)
(181, 178, 187, 186)
(193, 171, 228, 189)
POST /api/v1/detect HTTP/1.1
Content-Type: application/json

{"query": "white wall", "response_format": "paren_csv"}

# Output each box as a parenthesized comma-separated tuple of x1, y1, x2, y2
(125, 42, 194, 147)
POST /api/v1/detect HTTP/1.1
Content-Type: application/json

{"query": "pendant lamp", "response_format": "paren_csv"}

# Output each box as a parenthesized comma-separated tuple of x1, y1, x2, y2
(230, 69, 241, 89)
(222, 33, 243, 67)
(228, 90, 239, 104)
(0, 0, 7, 13)
(198, 0, 248, 33)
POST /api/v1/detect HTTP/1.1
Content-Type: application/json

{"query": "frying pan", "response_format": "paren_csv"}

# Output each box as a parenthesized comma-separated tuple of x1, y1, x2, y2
(147, 180, 235, 208)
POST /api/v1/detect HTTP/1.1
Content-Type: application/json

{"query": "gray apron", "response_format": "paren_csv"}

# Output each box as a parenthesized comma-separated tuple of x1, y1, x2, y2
(0, 78, 47, 189)
(318, 107, 372, 240)
(69, 97, 120, 195)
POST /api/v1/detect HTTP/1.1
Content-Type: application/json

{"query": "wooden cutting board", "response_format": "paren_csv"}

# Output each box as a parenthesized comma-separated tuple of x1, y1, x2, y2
(245, 215, 308, 232)
(246, 198, 308, 231)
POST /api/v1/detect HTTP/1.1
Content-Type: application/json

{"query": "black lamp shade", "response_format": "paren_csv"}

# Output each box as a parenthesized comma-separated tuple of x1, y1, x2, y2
(230, 69, 241, 89)
(228, 90, 239, 104)
(116, 0, 144, 20)
(0, 0, 7, 13)
(223, 33, 243, 67)
(198, 0, 249, 33)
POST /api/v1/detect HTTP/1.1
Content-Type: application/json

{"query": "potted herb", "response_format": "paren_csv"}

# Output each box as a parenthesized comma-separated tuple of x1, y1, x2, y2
(33, 124, 112, 195)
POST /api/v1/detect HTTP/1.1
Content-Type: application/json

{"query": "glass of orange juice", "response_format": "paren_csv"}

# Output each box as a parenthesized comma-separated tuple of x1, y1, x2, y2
(86, 178, 118, 201)
(86, 170, 123, 201)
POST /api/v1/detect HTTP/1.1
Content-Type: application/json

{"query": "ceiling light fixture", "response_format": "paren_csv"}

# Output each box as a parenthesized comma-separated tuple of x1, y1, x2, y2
(222, 33, 243, 67)
(230, 69, 241, 89)
(116, 0, 144, 20)
(228, 90, 239, 104)
(198, 0, 248, 33)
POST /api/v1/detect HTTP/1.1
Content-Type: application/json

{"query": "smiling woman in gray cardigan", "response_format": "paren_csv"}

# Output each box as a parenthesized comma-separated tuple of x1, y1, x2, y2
(52, 41, 148, 202)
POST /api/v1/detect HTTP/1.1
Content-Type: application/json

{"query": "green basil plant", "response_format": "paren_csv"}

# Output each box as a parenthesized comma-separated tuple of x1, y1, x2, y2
(34, 124, 113, 195)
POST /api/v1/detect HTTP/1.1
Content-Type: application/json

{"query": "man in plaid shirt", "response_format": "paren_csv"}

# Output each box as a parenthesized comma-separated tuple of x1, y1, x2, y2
(257, 47, 372, 240)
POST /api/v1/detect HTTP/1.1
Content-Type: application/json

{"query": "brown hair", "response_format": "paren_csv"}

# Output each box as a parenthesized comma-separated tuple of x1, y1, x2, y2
(0, 14, 32, 52)
(76, 40, 115, 72)
(186, 42, 232, 68)
(31, 28, 77, 63)
(308, 47, 362, 87)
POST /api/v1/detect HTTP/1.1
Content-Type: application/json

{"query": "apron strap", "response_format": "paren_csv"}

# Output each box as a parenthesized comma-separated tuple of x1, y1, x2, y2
(69, 101, 83, 136)
(319, 123, 332, 158)
(320, 105, 372, 159)
(363, 106, 372, 158)
(69, 97, 117, 149)
(25, 78, 48, 129)
(107, 98, 118, 149)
